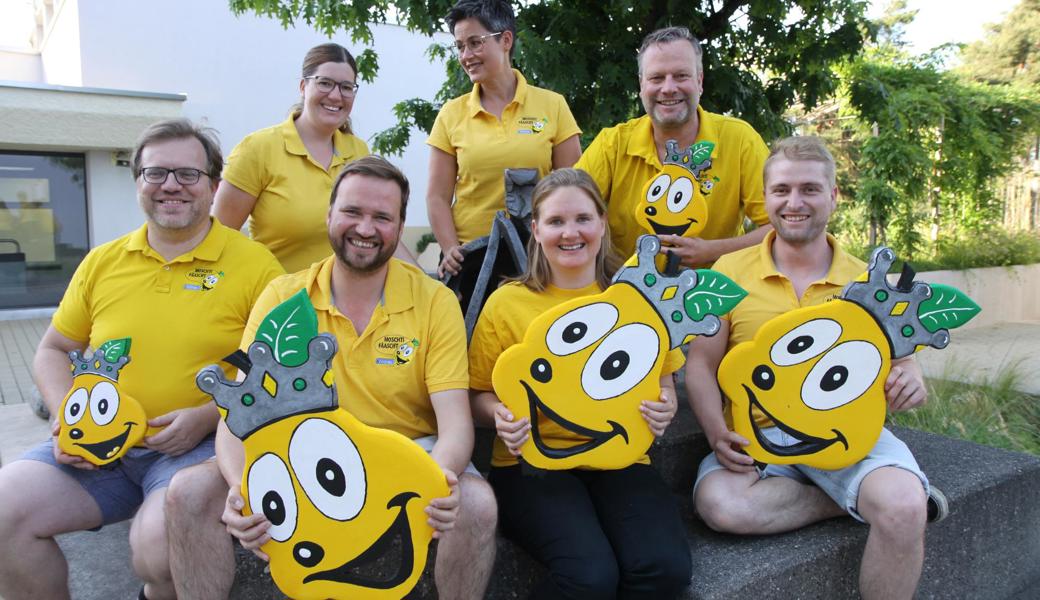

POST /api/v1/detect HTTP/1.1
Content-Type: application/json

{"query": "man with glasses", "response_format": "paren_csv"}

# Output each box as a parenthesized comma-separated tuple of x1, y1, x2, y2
(576, 26, 773, 267)
(0, 119, 283, 600)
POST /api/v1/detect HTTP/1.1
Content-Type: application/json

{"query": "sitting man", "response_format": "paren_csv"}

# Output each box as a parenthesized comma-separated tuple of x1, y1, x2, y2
(685, 136, 946, 600)
(0, 119, 283, 600)
(165, 156, 497, 599)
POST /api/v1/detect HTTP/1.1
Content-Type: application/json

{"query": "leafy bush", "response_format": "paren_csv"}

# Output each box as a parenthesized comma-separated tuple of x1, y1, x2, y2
(840, 228, 1040, 272)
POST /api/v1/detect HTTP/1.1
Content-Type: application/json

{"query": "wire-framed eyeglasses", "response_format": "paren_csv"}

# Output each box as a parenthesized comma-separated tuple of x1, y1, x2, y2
(303, 76, 360, 96)
(139, 167, 211, 186)
(449, 31, 503, 57)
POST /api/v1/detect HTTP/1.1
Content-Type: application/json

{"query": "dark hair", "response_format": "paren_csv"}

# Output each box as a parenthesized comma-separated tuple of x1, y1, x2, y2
(131, 118, 223, 180)
(764, 136, 836, 188)
(637, 26, 703, 76)
(329, 156, 410, 221)
(291, 43, 358, 135)
(446, 0, 517, 59)
(515, 168, 623, 292)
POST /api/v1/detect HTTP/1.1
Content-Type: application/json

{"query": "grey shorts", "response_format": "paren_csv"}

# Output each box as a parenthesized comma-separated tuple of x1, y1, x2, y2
(694, 427, 928, 522)
(21, 434, 216, 525)
(412, 434, 482, 477)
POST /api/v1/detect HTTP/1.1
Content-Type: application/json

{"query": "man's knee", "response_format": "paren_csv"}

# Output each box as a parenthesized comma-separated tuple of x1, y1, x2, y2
(552, 556, 619, 600)
(457, 474, 497, 536)
(621, 544, 692, 596)
(165, 461, 226, 521)
(859, 470, 927, 539)
(130, 500, 171, 580)
(695, 475, 756, 534)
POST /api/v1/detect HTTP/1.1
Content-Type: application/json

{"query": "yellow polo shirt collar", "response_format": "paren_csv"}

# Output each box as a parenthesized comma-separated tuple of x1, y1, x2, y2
(124, 219, 227, 263)
(304, 257, 416, 317)
(625, 106, 717, 169)
(756, 230, 855, 287)
(466, 69, 530, 118)
(276, 116, 350, 168)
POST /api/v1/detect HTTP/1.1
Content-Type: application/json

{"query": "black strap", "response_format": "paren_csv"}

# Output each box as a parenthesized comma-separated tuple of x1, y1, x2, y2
(222, 349, 251, 374)
(896, 261, 916, 292)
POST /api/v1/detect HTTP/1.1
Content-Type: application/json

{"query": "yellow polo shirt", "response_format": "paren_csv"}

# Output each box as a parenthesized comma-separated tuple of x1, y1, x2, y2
(469, 281, 685, 467)
(243, 256, 469, 439)
(427, 69, 581, 244)
(53, 220, 284, 429)
(223, 116, 369, 273)
(576, 109, 769, 262)
(713, 231, 866, 427)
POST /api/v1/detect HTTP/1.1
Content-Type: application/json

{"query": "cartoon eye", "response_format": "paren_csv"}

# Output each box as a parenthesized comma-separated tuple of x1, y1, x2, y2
(399, 344, 413, 357)
(545, 303, 618, 356)
(581, 323, 659, 400)
(289, 418, 366, 521)
(63, 388, 88, 426)
(665, 178, 695, 214)
(770, 319, 842, 366)
(752, 365, 775, 390)
(801, 341, 882, 410)
(89, 381, 120, 426)
(247, 453, 298, 542)
(645, 174, 671, 204)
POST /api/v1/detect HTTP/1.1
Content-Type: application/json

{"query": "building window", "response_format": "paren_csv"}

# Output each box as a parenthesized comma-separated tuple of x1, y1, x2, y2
(0, 152, 89, 309)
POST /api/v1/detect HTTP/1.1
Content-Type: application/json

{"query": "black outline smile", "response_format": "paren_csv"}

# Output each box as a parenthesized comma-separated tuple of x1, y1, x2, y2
(521, 380, 628, 459)
(743, 384, 848, 457)
(303, 491, 419, 588)
(74, 422, 135, 461)
(648, 219, 696, 237)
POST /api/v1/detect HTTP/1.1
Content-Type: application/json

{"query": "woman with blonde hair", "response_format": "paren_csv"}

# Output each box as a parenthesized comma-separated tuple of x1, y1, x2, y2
(469, 168, 692, 599)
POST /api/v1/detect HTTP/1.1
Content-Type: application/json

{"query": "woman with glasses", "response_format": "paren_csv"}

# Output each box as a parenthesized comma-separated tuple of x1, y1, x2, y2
(214, 43, 369, 273)
(427, 0, 582, 313)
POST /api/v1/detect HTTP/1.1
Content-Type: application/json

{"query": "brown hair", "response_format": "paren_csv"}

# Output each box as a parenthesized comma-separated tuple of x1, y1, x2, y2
(637, 26, 703, 77)
(515, 168, 623, 292)
(291, 43, 358, 135)
(131, 118, 223, 180)
(764, 136, 836, 188)
(329, 155, 410, 221)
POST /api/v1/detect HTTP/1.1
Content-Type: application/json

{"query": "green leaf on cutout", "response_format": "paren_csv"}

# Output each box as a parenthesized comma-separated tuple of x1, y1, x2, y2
(690, 141, 715, 165)
(917, 284, 981, 332)
(255, 288, 318, 367)
(98, 338, 131, 362)
(684, 270, 748, 320)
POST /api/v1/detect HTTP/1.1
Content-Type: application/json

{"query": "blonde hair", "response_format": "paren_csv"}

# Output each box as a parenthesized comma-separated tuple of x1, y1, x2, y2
(516, 168, 623, 292)
(764, 135, 836, 188)
(291, 43, 357, 135)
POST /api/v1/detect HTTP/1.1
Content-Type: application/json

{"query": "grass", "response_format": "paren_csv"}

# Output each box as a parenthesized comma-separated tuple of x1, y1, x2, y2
(841, 228, 1040, 272)
(889, 359, 1040, 456)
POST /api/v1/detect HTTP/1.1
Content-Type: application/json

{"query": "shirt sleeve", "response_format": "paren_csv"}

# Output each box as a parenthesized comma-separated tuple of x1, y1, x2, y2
(740, 128, 770, 226)
(661, 347, 686, 375)
(240, 277, 286, 352)
(426, 104, 457, 156)
(222, 133, 266, 198)
(552, 93, 582, 145)
(467, 293, 507, 392)
(575, 129, 615, 204)
(51, 250, 96, 343)
(424, 285, 469, 394)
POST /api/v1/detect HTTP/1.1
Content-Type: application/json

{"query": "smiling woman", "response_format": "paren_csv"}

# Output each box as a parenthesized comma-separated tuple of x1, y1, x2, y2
(213, 43, 370, 274)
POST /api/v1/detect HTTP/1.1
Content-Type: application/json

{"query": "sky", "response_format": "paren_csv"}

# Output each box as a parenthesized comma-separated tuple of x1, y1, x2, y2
(0, 0, 1026, 54)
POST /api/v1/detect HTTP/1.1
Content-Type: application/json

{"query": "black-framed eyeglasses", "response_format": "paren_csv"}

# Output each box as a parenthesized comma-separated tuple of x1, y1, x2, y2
(449, 31, 503, 57)
(303, 75, 360, 96)
(139, 167, 211, 185)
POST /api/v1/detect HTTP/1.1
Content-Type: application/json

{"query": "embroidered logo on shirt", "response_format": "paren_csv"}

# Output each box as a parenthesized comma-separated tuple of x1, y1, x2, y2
(185, 268, 224, 292)
(375, 334, 420, 366)
(517, 116, 548, 135)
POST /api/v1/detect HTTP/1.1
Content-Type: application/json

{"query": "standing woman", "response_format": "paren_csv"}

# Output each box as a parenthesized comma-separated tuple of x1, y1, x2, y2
(427, 0, 582, 308)
(214, 43, 369, 273)
(469, 169, 693, 599)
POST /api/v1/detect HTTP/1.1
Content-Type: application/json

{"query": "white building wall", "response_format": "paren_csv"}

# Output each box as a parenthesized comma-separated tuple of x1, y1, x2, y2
(0, 48, 42, 81)
(84, 150, 137, 246)
(73, 0, 450, 232)
(38, 0, 82, 86)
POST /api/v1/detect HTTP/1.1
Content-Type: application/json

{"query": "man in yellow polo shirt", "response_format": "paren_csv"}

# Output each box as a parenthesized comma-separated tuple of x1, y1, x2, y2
(0, 119, 284, 600)
(576, 26, 772, 267)
(170, 156, 497, 599)
(685, 136, 945, 600)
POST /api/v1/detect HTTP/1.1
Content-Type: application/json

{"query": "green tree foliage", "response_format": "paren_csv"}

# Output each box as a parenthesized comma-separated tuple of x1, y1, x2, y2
(961, 0, 1040, 86)
(229, 0, 869, 152)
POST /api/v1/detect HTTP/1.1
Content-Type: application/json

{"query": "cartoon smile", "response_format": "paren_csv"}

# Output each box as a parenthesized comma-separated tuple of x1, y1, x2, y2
(74, 422, 136, 460)
(521, 380, 628, 459)
(303, 492, 418, 588)
(742, 385, 848, 457)
(647, 218, 696, 237)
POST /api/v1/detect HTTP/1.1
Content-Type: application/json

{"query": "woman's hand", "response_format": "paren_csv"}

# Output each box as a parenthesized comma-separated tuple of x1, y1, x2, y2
(493, 403, 530, 455)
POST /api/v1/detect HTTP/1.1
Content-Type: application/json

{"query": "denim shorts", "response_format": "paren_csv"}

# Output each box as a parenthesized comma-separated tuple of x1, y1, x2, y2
(21, 434, 216, 525)
(694, 427, 928, 522)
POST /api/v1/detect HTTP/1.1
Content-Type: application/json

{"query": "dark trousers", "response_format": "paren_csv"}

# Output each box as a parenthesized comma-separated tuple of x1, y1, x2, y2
(489, 464, 692, 600)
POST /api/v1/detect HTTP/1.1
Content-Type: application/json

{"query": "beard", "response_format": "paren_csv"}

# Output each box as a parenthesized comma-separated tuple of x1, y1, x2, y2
(330, 232, 397, 273)
(644, 97, 694, 129)
(139, 194, 208, 232)
(771, 213, 829, 246)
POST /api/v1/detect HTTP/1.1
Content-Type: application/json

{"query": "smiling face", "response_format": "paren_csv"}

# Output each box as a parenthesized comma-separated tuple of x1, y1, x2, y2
(452, 17, 511, 84)
(639, 40, 703, 131)
(634, 163, 708, 238)
(136, 137, 216, 235)
(328, 174, 403, 274)
(764, 158, 837, 247)
(531, 186, 605, 280)
(299, 60, 356, 132)
(57, 373, 147, 466)
(719, 300, 891, 470)
(491, 283, 669, 470)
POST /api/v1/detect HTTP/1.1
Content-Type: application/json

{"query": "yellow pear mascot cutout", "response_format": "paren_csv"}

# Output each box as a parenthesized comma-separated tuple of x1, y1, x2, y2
(634, 139, 712, 239)
(197, 290, 448, 600)
(719, 247, 980, 470)
(492, 235, 747, 470)
(58, 338, 147, 466)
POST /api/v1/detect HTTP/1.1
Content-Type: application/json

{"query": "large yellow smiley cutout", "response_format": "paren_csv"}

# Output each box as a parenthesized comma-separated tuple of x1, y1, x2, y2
(197, 291, 448, 600)
(634, 140, 713, 239)
(720, 247, 980, 470)
(57, 338, 146, 466)
(493, 235, 746, 470)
